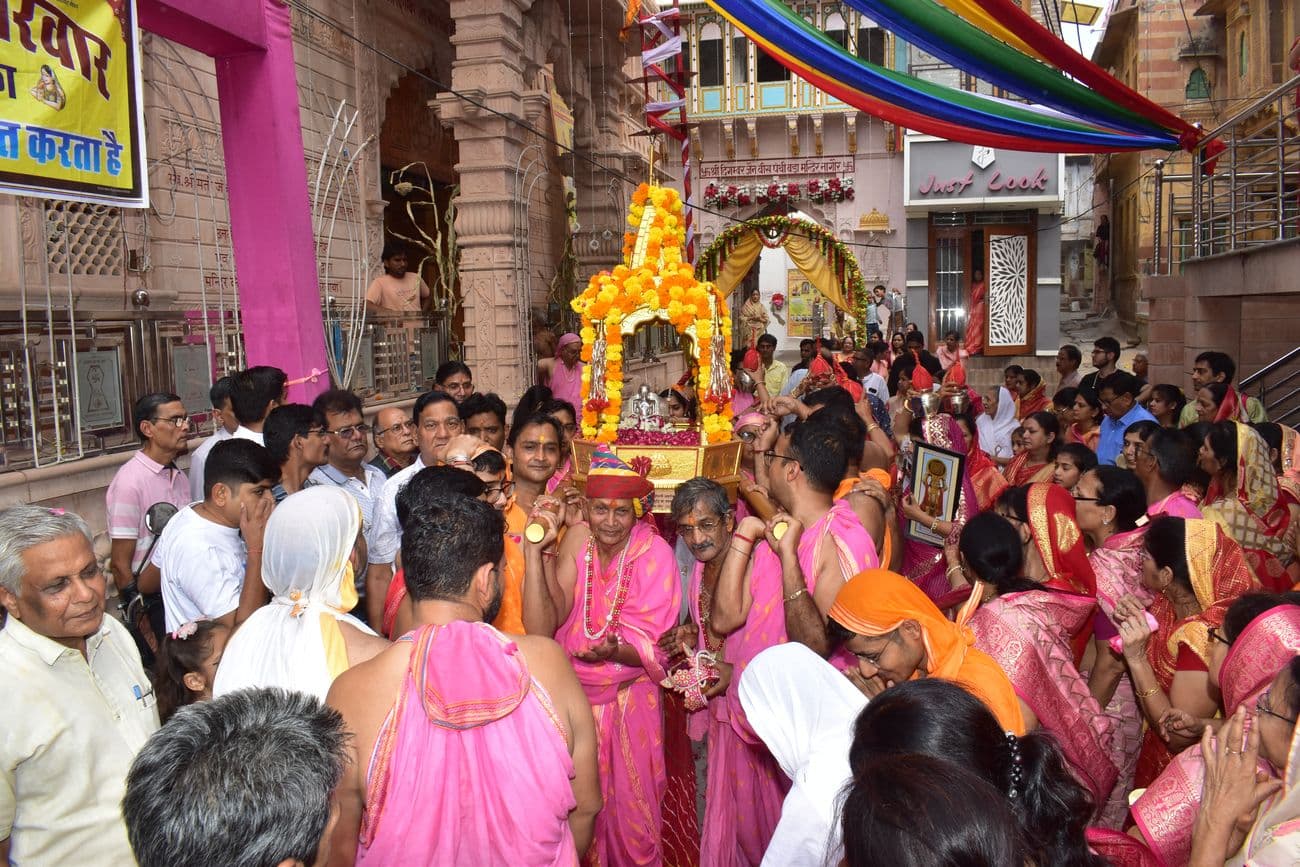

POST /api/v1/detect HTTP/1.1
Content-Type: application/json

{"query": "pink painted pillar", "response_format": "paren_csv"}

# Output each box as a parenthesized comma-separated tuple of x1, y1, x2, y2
(211, 0, 329, 403)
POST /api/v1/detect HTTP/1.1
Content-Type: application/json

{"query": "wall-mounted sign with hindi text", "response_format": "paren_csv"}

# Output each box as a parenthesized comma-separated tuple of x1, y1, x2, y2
(0, 0, 148, 207)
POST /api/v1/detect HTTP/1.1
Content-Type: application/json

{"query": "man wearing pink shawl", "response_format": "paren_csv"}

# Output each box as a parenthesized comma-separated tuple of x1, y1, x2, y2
(538, 333, 586, 415)
(327, 489, 600, 866)
(1131, 598, 1300, 866)
(528, 446, 681, 866)
(660, 478, 789, 867)
(713, 414, 879, 664)
(1136, 428, 1204, 520)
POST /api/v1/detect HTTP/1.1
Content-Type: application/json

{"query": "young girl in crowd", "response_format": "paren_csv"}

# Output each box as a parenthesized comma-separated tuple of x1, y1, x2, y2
(1054, 442, 1099, 493)
(1147, 383, 1186, 428)
(153, 619, 230, 723)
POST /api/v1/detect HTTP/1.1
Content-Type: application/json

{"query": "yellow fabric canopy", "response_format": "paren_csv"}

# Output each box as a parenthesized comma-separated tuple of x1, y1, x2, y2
(712, 228, 853, 314)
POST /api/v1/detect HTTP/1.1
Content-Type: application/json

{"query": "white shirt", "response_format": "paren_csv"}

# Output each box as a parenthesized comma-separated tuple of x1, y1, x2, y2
(861, 371, 888, 401)
(231, 425, 265, 446)
(310, 462, 388, 568)
(152, 504, 248, 630)
(0, 614, 159, 865)
(370, 455, 428, 565)
(188, 426, 234, 501)
(779, 368, 809, 397)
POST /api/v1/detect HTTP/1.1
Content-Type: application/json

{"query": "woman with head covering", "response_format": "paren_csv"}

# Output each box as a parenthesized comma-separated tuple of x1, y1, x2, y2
(213, 487, 387, 701)
(897, 413, 981, 601)
(996, 482, 1098, 598)
(826, 568, 1025, 733)
(1199, 420, 1295, 590)
(1131, 594, 1300, 865)
(1188, 656, 1300, 865)
(1113, 516, 1258, 787)
(1194, 380, 1251, 424)
(737, 642, 867, 867)
(739, 287, 769, 348)
(957, 512, 1122, 824)
(953, 406, 1009, 513)
(537, 332, 585, 415)
(1075, 467, 1152, 825)
(977, 385, 1019, 462)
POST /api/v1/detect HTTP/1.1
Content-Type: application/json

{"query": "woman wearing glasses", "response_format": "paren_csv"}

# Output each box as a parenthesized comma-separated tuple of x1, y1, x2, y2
(1132, 594, 1300, 865)
(1112, 517, 1258, 789)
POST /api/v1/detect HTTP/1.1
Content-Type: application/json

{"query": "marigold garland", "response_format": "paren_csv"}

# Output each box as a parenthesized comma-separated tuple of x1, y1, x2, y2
(572, 184, 733, 444)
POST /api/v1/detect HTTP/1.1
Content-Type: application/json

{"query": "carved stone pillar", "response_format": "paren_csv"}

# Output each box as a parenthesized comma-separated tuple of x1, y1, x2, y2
(436, 0, 534, 396)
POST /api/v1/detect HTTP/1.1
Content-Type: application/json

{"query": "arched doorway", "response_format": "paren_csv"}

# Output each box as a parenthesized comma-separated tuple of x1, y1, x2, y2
(696, 213, 869, 349)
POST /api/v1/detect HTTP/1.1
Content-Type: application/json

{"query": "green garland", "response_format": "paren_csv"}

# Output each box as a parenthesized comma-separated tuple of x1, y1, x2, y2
(696, 216, 869, 342)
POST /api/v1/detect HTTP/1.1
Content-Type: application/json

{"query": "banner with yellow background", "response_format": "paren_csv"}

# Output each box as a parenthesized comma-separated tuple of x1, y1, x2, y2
(0, 0, 148, 206)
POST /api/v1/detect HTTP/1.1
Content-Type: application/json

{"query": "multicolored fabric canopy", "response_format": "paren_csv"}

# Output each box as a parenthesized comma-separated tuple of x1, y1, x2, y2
(705, 0, 1203, 153)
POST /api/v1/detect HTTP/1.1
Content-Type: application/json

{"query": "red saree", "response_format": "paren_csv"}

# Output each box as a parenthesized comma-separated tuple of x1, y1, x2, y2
(1133, 521, 1258, 788)
(1017, 384, 1049, 419)
(1004, 451, 1054, 486)
(1202, 422, 1293, 591)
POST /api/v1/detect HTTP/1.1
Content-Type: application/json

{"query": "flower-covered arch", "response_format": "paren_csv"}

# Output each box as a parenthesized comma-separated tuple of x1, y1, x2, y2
(571, 184, 734, 443)
(696, 215, 871, 339)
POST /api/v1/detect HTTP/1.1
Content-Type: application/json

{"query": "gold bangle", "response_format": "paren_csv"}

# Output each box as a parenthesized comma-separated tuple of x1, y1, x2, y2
(930, 517, 941, 533)
(783, 587, 808, 603)
(1137, 685, 1160, 699)
(946, 564, 963, 577)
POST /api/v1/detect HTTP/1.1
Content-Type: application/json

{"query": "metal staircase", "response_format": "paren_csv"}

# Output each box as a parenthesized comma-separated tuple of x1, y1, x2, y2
(1243, 347, 1300, 426)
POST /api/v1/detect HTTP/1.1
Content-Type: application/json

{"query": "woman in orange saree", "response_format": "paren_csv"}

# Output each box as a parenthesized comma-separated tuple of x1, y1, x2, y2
(1070, 387, 1103, 452)
(1003, 411, 1060, 486)
(1113, 517, 1257, 788)
(1199, 421, 1295, 590)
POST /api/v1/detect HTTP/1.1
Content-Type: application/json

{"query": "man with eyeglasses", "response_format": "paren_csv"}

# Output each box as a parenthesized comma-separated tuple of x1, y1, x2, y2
(310, 389, 388, 624)
(0, 505, 159, 865)
(1097, 372, 1157, 466)
(1137, 428, 1203, 519)
(369, 389, 463, 626)
(712, 414, 878, 659)
(106, 393, 193, 653)
(368, 406, 417, 478)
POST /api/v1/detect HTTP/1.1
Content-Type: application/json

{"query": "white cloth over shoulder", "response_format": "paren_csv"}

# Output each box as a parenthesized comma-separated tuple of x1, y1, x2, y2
(977, 386, 1019, 460)
(739, 642, 868, 867)
(214, 486, 377, 701)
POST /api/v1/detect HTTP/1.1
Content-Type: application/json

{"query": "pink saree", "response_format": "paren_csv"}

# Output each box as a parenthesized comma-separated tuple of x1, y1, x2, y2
(687, 561, 789, 867)
(1087, 527, 1152, 827)
(902, 414, 980, 601)
(556, 521, 681, 867)
(357, 621, 578, 866)
(969, 589, 1121, 812)
(1131, 603, 1300, 866)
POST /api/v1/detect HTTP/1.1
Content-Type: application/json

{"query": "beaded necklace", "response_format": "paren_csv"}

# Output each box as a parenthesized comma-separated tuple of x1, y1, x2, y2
(697, 582, 725, 654)
(581, 538, 634, 641)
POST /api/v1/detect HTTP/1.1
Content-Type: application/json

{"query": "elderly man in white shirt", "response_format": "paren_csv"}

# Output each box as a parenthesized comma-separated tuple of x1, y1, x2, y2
(0, 505, 159, 865)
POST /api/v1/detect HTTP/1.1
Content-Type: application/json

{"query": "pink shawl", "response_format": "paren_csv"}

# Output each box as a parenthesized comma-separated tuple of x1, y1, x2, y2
(969, 589, 1120, 809)
(1131, 604, 1300, 866)
(357, 621, 577, 865)
(556, 521, 679, 704)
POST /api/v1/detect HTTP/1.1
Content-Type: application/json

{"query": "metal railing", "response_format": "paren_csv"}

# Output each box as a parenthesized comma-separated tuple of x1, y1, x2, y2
(0, 307, 445, 473)
(1241, 346, 1300, 426)
(1154, 73, 1300, 272)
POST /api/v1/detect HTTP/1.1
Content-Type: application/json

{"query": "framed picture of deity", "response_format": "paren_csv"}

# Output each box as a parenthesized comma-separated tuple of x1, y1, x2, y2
(904, 440, 966, 547)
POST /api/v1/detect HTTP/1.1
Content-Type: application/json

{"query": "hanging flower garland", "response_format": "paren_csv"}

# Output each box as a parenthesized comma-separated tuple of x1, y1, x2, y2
(573, 184, 734, 444)
(702, 176, 854, 209)
(696, 215, 869, 341)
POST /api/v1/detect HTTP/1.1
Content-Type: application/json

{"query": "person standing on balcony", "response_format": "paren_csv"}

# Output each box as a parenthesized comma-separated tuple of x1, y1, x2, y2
(538, 333, 585, 414)
(365, 242, 429, 315)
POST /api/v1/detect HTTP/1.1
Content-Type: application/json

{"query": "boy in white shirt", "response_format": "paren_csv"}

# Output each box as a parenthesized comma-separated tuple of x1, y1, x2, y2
(143, 439, 277, 632)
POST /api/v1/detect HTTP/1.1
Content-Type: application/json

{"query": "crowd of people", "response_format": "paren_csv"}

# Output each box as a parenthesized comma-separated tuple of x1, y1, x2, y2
(2, 327, 1299, 867)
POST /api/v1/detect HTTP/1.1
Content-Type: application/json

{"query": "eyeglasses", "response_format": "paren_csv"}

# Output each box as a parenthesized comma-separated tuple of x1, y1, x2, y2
(1072, 494, 1101, 503)
(678, 518, 724, 537)
(1256, 689, 1298, 726)
(327, 423, 372, 439)
(737, 429, 759, 443)
(761, 449, 800, 465)
(422, 418, 464, 433)
(1208, 626, 1231, 647)
(374, 420, 415, 436)
(151, 415, 190, 428)
(303, 428, 330, 439)
(482, 481, 514, 499)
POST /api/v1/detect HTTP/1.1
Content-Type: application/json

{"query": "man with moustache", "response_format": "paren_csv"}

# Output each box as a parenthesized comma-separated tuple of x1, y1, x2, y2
(369, 389, 464, 625)
(368, 406, 417, 478)
(0, 506, 159, 864)
(311, 389, 389, 623)
(659, 479, 787, 865)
